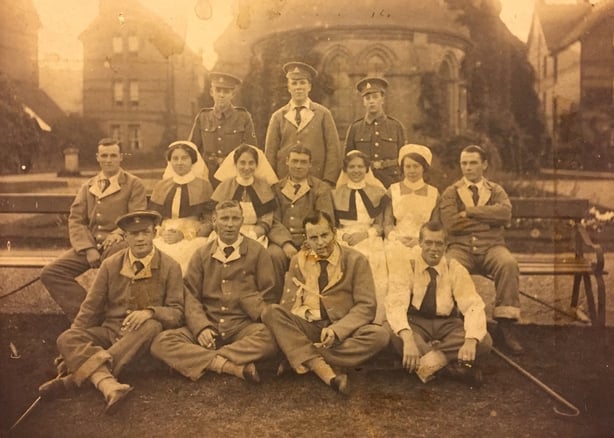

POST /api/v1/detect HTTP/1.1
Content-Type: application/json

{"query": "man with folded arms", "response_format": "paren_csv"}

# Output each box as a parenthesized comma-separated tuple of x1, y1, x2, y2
(38, 211, 184, 413)
(386, 221, 492, 386)
(151, 200, 277, 383)
(262, 210, 389, 395)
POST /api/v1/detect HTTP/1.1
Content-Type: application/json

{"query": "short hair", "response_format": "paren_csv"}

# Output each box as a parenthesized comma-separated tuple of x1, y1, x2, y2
(418, 221, 446, 242)
(287, 144, 312, 160)
(343, 150, 370, 171)
(401, 152, 429, 171)
(233, 144, 259, 165)
(214, 199, 243, 214)
(98, 138, 122, 152)
(461, 145, 488, 162)
(165, 142, 198, 164)
(303, 210, 335, 230)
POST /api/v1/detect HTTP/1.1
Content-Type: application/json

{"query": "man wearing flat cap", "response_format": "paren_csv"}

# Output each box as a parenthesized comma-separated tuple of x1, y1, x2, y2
(38, 210, 185, 414)
(41, 138, 147, 321)
(189, 72, 257, 186)
(265, 61, 341, 186)
(345, 77, 406, 188)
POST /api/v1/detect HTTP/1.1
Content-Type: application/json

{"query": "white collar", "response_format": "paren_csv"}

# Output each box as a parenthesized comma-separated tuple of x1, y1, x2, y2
(347, 180, 366, 190)
(236, 175, 255, 187)
(402, 178, 426, 191)
(463, 177, 484, 190)
(290, 98, 312, 110)
(173, 171, 196, 185)
(128, 248, 155, 268)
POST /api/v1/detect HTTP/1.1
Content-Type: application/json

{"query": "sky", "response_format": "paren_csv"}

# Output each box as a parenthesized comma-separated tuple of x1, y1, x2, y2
(32, 0, 557, 69)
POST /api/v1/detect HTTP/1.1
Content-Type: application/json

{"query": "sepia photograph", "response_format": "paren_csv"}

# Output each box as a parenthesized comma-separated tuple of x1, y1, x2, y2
(0, 0, 612, 436)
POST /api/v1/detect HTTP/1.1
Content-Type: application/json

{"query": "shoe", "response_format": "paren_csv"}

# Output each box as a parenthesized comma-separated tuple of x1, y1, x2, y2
(496, 322, 524, 355)
(104, 385, 133, 415)
(442, 361, 483, 388)
(242, 363, 261, 384)
(330, 374, 350, 396)
(38, 377, 72, 400)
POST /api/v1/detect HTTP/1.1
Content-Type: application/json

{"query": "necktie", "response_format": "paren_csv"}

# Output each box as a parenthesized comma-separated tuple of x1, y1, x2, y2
(293, 183, 301, 195)
(420, 267, 438, 317)
(469, 184, 479, 206)
(99, 178, 110, 193)
(317, 259, 330, 320)
(223, 246, 234, 258)
(133, 260, 145, 275)
(294, 106, 304, 126)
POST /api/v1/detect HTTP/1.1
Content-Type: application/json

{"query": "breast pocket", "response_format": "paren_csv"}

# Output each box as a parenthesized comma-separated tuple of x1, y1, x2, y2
(353, 132, 373, 155)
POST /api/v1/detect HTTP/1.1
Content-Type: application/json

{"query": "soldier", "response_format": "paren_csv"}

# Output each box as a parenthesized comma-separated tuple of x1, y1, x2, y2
(345, 77, 406, 188)
(265, 61, 341, 186)
(188, 72, 257, 185)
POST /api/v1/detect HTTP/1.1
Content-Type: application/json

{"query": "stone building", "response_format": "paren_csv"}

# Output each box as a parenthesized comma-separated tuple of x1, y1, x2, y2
(80, 0, 205, 152)
(213, 0, 470, 141)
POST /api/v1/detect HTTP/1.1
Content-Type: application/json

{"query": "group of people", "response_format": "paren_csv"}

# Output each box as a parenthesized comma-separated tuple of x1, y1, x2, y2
(37, 61, 523, 413)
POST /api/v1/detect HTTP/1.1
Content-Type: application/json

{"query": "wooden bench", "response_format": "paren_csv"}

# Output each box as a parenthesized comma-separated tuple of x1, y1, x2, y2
(0, 194, 608, 326)
(506, 197, 607, 327)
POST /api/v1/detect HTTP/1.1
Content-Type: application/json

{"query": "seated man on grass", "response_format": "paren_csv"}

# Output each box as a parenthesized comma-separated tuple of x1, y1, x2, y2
(386, 221, 492, 386)
(38, 210, 184, 414)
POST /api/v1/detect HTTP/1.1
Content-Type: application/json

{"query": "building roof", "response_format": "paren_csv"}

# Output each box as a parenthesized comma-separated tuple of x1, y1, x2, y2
(80, 0, 187, 58)
(534, 0, 614, 53)
(15, 84, 66, 127)
(214, 0, 469, 69)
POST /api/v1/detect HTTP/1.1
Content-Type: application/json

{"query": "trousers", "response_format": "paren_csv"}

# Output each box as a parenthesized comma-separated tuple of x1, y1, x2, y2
(262, 304, 389, 370)
(150, 323, 277, 381)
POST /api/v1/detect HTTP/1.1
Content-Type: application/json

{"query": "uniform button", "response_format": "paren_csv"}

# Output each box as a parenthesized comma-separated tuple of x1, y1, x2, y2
(374, 142, 379, 146)
(217, 150, 222, 154)
(290, 216, 294, 220)
(223, 264, 228, 268)
(233, 130, 237, 133)
(222, 279, 227, 283)
(472, 246, 478, 251)
(96, 234, 102, 239)
(296, 140, 301, 143)
(217, 137, 222, 141)
(291, 204, 295, 208)
(374, 154, 379, 158)
(221, 332, 226, 337)
(218, 125, 222, 129)
(374, 121, 378, 125)
(375, 131, 379, 135)
(97, 225, 102, 229)
(471, 236, 477, 241)
(220, 318, 225, 323)
(388, 138, 393, 141)
(97, 200, 101, 204)
(221, 306, 227, 311)
(96, 213, 101, 217)
(360, 138, 364, 141)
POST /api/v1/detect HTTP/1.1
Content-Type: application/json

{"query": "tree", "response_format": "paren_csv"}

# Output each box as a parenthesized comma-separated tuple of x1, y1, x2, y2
(50, 114, 106, 166)
(0, 73, 44, 174)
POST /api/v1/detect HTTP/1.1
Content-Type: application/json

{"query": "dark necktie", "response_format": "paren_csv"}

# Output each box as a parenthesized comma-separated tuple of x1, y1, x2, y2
(420, 267, 438, 317)
(223, 246, 234, 258)
(133, 260, 145, 275)
(293, 183, 301, 195)
(318, 259, 328, 292)
(469, 184, 479, 206)
(100, 178, 110, 193)
(317, 259, 330, 320)
(294, 106, 304, 126)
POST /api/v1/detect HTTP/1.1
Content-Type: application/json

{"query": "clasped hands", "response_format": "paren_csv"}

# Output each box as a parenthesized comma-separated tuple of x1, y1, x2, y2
(120, 309, 154, 333)
(313, 327, 337, 349)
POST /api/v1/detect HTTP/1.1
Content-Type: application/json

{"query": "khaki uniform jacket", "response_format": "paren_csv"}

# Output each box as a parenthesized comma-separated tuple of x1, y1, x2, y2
(268, 175, 335, 248)
(265, 100, 341, 184)
(279, 244, 377, 341)
(436, 178, 512, 254)
(188, 106, 257, 159)
(68, 170, 147, 253)
(72, 248, 184, 333)
(183, 237, 275, 341)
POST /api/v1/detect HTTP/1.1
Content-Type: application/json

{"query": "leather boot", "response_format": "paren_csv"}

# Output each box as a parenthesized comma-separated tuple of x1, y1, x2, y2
(496, 319, 524, 355)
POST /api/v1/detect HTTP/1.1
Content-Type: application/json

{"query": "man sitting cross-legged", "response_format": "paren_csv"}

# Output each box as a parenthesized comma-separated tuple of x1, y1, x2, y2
(38, 210, 184, 414)
(151, 200, 278, 383)
(385, 221, 492, 386)
(262, 210, 389, 395)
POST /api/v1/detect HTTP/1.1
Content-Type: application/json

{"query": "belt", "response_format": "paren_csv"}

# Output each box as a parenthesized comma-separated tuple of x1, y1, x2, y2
(371, 159, 398, 170)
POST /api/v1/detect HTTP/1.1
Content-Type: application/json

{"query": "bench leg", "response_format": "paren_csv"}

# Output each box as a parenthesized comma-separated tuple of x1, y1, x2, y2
(571, 275, 581, 308)
(581, 274, 598, 326)
(594, 273, 606, 327)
